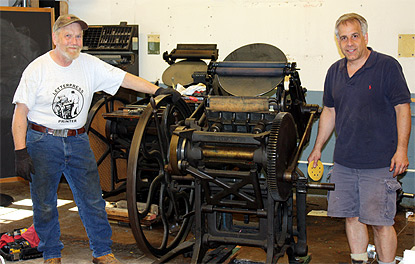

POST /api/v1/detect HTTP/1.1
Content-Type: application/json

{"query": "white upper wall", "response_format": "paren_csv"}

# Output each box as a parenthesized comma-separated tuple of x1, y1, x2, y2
(67, 0, 413, 92)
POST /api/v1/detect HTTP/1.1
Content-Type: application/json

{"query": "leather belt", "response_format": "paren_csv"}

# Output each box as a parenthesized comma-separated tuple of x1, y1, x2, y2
(29, 123, 86, 137)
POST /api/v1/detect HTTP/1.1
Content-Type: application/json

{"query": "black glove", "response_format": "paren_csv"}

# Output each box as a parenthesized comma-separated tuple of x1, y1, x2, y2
(155, 87, 182, 103)
(15, 148, 34, 182)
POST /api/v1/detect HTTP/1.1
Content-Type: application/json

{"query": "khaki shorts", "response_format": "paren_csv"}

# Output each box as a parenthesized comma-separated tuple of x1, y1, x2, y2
(327, 163, 401, 226)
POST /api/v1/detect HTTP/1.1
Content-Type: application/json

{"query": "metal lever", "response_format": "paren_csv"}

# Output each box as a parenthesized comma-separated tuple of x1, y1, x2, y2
(284, 111, 316, 182)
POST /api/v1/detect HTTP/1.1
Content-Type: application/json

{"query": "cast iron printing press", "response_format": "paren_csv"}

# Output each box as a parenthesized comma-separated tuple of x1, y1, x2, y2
(87, 43, 335, 263)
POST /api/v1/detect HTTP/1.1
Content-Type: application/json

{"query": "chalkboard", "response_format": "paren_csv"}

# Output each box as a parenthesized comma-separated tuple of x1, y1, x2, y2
(0, 7, 54, 178)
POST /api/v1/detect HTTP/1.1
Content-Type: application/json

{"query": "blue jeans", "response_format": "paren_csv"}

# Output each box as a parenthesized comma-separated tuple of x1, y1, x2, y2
(27, 128, 113, 260)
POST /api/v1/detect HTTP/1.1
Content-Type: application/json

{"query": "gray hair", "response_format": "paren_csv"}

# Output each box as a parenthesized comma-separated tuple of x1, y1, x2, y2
(335, 13, 368, 38)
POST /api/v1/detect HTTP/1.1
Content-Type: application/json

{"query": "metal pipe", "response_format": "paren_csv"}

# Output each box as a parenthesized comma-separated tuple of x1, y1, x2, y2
(215, 67, 284, 77)
(201, 205, 267, 217)
(306, 183, 335, 190)
(212, 61, 288, 68)
(202, 145, 255, 160)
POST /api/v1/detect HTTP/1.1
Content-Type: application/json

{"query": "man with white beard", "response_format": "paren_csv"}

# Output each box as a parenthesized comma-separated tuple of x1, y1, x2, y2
(11, 14, 180, 264)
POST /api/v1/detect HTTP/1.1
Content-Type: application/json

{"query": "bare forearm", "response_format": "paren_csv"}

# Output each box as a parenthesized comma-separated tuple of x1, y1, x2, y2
(121, 73, 159, 94)
(307, 106, 335, 164)
(395, 103, 411, 153)
(390, 103, 411, 176)
(313, 107, 336, 152)
(12, 103, 29, 150)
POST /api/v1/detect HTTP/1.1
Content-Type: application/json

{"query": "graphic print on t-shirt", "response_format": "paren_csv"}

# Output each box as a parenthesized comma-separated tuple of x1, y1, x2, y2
(52, 84, 84, 120)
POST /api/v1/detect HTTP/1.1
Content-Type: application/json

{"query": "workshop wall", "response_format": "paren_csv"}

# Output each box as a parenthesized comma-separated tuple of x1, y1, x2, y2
(67, 0, 415, 93)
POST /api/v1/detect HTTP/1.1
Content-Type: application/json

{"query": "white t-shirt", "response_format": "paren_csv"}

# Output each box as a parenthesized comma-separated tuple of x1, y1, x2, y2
(13, 52, 126, 129)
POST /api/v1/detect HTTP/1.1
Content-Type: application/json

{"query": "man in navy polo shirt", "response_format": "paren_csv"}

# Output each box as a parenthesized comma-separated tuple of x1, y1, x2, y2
(308, 13, 411, 264)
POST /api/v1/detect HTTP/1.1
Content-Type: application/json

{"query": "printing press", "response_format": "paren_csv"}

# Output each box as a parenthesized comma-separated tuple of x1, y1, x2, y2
(87, 43, 335, 263)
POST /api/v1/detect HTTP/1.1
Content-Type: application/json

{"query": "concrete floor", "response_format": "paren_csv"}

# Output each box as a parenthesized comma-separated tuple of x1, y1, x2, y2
(0, 179, 414, 264)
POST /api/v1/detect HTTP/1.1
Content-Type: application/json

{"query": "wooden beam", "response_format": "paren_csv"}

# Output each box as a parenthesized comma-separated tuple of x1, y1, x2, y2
(31, 0, 39, 8)
(60, 1, 68, 15)
(0, 177, 26, 183)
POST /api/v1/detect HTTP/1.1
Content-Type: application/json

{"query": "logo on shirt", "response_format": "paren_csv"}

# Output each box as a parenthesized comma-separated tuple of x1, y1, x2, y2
(52, 84, 84, 119)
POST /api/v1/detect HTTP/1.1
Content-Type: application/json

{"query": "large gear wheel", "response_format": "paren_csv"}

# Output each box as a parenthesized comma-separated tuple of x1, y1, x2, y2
(267, 112, 297, 201)
(126, 95, 193, 258)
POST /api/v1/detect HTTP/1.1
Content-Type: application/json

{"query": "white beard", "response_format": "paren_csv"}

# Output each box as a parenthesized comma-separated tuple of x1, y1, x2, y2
(59, 46, 81, 61)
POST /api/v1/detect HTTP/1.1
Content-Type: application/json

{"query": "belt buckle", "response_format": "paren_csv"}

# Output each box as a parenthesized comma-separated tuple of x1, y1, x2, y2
(53, 129, 68, 137)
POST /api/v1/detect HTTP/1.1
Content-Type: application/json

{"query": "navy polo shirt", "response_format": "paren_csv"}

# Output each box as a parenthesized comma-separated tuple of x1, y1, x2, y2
(323, 48, 411, 169)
